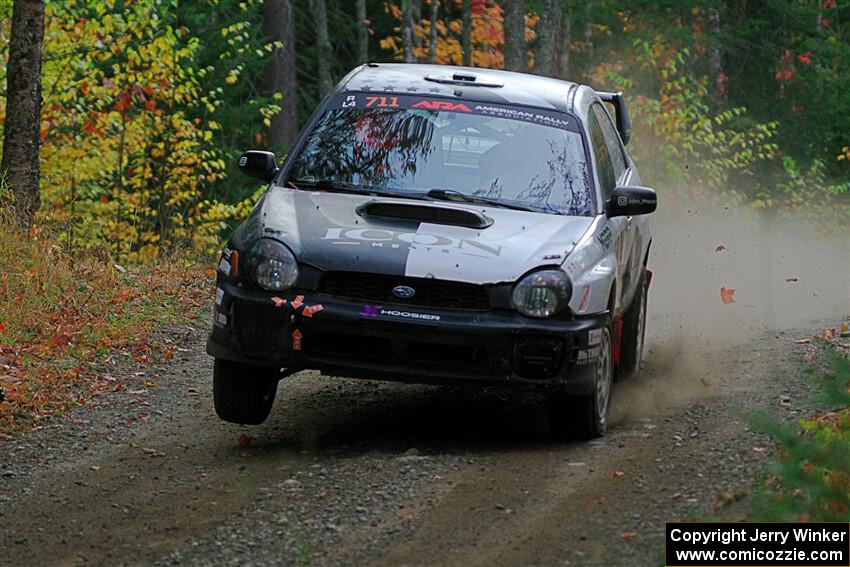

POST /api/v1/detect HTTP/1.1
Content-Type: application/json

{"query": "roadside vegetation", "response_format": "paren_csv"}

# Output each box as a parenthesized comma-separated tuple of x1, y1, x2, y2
(752, 339, 850, 522)
(0, 215, 210, 432)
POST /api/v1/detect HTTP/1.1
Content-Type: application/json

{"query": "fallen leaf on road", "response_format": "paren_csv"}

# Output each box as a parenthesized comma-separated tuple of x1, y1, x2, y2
(752, 446, 768, 453)
(785, 277, 798, 282)
(143, 380, 157, 388)
(720, 287, 736, 304)
(715, 244, 726, 252)
(700, 378, 712, 388)
(622, 532, 637, 540)
(795, 338, 812, 344)
(141, 447, 163, 457)
(610, 471, 625, 478)
(90, 465, 101, 471)
(237, 434, 253, 448)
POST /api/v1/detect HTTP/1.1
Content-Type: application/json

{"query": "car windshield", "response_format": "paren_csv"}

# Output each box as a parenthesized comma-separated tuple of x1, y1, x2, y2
(287, 94, 594, 216)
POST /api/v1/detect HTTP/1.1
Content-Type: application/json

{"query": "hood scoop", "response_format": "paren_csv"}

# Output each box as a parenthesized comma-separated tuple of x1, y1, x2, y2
(356, 200, 493, 229)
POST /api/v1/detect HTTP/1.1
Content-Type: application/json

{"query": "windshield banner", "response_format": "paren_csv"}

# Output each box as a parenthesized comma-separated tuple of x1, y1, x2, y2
(334, 93, 579, 132)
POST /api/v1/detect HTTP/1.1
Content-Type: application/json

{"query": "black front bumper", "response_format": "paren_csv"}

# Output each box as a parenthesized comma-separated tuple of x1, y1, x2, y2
(207, 279, 607, 393)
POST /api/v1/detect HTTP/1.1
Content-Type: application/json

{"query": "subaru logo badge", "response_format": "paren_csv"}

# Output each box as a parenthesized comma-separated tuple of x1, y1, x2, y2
(392, 285, 416, 299)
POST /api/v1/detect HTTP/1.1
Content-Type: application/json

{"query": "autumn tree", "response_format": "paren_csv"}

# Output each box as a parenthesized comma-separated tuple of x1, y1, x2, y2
(503, 0, 526, 71)
(1, 0, 45, 229)
(264, 0, 299, 149)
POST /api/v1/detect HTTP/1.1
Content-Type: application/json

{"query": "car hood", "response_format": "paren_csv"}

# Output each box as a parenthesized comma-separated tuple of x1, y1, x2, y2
(253, 187, 594, 285)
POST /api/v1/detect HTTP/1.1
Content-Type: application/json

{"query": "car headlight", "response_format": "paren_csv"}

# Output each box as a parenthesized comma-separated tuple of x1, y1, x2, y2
(246, 239, 299, 291)
(512, 269, 571, 318)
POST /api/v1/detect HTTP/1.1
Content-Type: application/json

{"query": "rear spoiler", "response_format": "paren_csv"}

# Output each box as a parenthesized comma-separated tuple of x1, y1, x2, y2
(595, 91, 632, 146)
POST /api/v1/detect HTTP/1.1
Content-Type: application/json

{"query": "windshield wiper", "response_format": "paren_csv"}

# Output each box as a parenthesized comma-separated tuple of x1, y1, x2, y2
(288, 178, 388, 196)
(425, 188, 539, 212)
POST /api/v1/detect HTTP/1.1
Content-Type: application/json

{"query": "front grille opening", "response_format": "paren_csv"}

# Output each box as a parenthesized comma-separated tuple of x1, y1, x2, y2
(319, 272, 490, 310)
(307, 330, 490, 374)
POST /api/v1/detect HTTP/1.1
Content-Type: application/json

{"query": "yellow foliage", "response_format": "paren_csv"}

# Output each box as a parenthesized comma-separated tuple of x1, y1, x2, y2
(16, 1, 251, 262)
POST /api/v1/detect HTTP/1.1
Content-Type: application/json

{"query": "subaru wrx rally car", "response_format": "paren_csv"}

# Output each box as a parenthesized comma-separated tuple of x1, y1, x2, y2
(207, 63, 657, 439)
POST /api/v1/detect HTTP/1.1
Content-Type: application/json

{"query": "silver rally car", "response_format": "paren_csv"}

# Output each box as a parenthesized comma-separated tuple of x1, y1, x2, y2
(207, 63, 657, 439)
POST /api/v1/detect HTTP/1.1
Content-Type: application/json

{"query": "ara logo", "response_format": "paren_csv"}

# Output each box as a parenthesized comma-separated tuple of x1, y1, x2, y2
(322, 228, 502, 258)
(412, 100, 472, 112)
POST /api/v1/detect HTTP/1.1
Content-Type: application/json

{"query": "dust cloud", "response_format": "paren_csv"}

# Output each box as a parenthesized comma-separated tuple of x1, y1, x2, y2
(613, 202, 850, 422)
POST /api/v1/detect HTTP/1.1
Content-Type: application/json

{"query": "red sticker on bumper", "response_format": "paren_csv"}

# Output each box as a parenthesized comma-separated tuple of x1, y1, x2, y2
(303, 304, 324, 318)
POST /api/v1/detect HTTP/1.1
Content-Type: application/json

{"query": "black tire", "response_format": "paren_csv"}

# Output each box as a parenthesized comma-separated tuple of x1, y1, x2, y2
(619, 270, 648, 378)
(548, 325, 614, 440)
(213, 359, 279, 425)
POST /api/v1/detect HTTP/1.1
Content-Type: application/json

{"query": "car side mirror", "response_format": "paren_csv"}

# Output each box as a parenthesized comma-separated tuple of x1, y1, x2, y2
(238, 150, 279, 182)
(607, 186, 657, 217)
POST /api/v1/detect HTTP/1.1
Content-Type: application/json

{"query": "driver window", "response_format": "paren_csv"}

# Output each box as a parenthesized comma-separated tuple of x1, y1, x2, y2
(588, 111, 616, 199)
(592, 104, 627, 182)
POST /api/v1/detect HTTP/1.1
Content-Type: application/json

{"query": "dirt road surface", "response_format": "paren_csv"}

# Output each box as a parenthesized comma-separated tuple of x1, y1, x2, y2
(2, 208, 848, 566)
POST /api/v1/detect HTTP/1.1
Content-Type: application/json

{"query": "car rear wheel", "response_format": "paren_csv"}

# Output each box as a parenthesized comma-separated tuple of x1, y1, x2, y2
(213, 359, 279, 425)
(619, 270, 648, 378)
(548, 325, 613, 440)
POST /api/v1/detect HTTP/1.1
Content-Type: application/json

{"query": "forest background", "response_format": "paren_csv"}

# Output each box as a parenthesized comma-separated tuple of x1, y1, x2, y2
(1, 0, 848, 262)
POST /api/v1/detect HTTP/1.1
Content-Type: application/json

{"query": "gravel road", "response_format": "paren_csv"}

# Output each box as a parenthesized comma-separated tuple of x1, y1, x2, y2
(1, 208, 847, 567)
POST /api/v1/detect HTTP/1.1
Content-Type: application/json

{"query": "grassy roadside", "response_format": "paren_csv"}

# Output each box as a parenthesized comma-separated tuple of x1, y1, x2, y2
(0, 221, 213, 434)
(750, 329, 850, 521)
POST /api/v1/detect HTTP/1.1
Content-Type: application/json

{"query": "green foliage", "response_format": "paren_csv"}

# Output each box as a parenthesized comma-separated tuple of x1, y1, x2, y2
(754, 157, 850, 224)
(751, 353, 850, 522)
(602, 41, 779, 198)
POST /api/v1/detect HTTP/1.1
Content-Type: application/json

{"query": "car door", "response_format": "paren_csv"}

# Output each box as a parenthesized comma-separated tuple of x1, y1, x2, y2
(588, 104, 630, 313)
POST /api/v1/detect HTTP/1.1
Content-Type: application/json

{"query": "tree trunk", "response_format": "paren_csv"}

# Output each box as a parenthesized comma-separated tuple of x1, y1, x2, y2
(462, 0, 472, 66)
(309, 0, 333, 97)
(557, 2, 572, 79)
(1, 0, 45, 229)
(535, 0, 560, 75)
(263, 0, 299, 149)
(413, 0, 423, 52)
(401, 0, 414, 63)
(356, 0, 369, 63)
(583, 1, 593, 79)
(428, 0, 439, 63)
(503, 0, 526, 71)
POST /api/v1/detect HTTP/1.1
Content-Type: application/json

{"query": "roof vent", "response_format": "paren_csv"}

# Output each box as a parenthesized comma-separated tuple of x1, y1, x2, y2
(424, 74, 503, 88)
(452, 72, 477, 82)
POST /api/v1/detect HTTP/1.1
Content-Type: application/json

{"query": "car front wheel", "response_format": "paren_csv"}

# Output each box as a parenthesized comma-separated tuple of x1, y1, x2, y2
(548, 325, 614, 440)
(213, 359, 279, 425)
